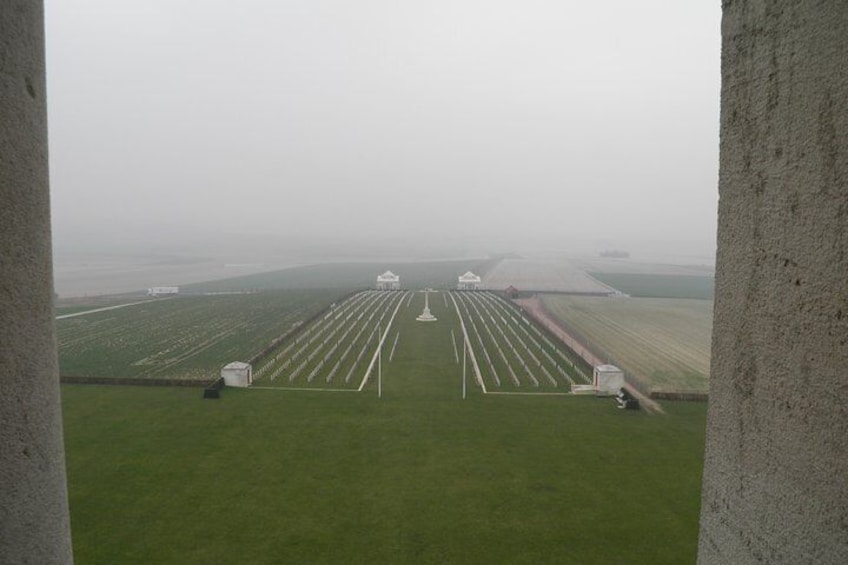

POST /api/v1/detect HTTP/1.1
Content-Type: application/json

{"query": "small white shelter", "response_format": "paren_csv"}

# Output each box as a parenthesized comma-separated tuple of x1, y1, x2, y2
(147, 286, 179, 297)
(593, 364, 625, 396)
(221, 361, 252, 388)
(376, 270, 400, 290)
(457, 271, 481, 290)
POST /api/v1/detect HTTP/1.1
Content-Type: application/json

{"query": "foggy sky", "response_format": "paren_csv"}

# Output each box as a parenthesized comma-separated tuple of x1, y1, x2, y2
(45, 1, 720, 257)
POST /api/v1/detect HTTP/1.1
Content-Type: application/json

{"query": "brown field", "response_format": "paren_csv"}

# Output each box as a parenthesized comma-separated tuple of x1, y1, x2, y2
(539, 295, 713, 393)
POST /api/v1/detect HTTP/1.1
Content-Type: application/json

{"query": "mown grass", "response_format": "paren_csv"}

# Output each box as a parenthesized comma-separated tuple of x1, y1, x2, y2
(63, 386, 705, 564)
(590, 273, 714, 300)
(540, 295, 712, 393)
(63, 287, 707, 563)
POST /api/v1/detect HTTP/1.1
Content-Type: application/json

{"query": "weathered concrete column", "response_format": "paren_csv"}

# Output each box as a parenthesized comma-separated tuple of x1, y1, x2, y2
(698, 2, 847, 564)
(0, 3, 74, 563)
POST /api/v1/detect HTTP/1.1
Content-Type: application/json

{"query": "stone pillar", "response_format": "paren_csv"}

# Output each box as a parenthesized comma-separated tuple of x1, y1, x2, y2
(0, 3, 74, 563)
(698, 2, 847, 564)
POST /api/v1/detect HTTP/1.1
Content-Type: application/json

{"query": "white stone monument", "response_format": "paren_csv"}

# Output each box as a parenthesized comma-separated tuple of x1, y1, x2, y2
(593, 364, 625, 396)
(416, 290, 438, 322)
(221, 361, 253, 387)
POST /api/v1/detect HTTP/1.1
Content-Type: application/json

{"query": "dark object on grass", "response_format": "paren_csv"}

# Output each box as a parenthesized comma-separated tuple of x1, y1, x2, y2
(615, 388, 639, 410)
(203, 377, 225, 399)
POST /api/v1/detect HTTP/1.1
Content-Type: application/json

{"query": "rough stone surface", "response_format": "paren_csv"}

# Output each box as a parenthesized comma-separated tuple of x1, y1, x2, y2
(698, 2, 848, 564)
(0, 3, 74, 563)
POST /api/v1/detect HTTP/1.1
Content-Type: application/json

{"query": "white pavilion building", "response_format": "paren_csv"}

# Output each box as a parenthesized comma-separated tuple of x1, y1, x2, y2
(457, 271, 482, 290)
(376, 270, 401, 290)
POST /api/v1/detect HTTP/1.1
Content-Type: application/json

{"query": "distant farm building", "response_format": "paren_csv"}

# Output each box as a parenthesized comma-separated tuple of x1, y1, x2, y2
(457, 271, 481, 290)
(593, 364, 625, 396)
(221, 361, 252, 387)
(503, 285, 519, 299)
(376, 271, 400, 290)
(147, 286, 179, 297)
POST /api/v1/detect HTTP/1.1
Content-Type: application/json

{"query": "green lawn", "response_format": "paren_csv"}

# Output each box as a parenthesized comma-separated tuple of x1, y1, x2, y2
(63, 386, 705, 564)
(62, 289, 707, 563)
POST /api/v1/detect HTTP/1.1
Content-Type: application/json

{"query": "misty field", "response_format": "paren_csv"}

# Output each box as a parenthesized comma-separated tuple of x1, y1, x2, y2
(58, 281, 709, 563)
(589, 272, 714, 300)
(540, 295, 713, 394)
(183, 258, 500, 294)
(482, 258, 614, 293)
(55, 295, 160, 317)
(62, 384, 706, 564)
(56, 290, 343, 380)
(56, 258, 505, 381)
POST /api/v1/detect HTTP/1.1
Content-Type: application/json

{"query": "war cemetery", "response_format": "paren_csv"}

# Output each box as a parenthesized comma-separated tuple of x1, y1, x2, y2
(245, 286, 591, 396)
(55, 259, 709, 563)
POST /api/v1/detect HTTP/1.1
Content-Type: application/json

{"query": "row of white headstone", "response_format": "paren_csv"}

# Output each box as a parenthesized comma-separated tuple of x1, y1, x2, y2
(477, 291, 589, 385)
(461, 293, 532, 385)
(456, 294, 510, 386)
(298, 292, 397, 384)
(255, 291, 372, 379)
(258, 290, 389, 382)
(458, 291, 584, 389)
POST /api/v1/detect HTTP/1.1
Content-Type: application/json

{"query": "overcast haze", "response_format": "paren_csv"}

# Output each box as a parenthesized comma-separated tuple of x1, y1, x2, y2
(46, 1, 720, 262)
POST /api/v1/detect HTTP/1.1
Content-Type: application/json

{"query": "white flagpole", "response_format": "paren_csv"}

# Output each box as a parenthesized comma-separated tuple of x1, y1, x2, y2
(378, 322, 382, 399)
(462, 337, 467, 400)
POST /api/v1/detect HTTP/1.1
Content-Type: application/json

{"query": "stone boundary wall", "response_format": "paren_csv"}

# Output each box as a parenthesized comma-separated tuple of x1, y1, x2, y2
(650, 391, 708, 402)
(60, 375, 212, 387)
